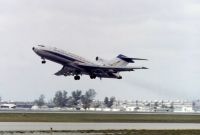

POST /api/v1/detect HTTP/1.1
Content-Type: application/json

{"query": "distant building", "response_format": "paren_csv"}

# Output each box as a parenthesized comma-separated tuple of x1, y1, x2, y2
(15, 102, 34, 109)
(173, 100, 194, 112)
(193, 100, 200, 112)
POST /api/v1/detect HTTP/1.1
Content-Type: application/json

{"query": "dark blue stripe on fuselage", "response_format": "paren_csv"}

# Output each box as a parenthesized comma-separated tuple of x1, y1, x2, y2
(43, 50, 83, 64)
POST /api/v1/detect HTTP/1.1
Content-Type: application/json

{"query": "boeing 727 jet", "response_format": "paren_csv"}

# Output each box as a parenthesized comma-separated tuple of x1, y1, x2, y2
(32, 45, 148, 80)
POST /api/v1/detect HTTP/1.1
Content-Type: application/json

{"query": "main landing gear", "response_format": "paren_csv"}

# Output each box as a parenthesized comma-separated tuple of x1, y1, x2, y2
(90, 75, 96, 79)
(74, 75, 97, 80)
(74, 75, 80, 80)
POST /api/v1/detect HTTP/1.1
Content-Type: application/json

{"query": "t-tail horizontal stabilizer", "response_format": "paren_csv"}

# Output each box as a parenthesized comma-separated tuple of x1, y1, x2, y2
(117, 54, 147, 63)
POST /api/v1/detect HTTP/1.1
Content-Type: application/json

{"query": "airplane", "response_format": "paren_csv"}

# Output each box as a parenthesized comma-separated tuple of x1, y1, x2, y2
(0, 103, 16, 109)
(32, 45, 148, 80)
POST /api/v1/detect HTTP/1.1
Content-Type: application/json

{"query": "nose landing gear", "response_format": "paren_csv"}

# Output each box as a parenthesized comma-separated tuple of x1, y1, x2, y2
(41, 58, 46, 64)
(42, 60, 46, 64)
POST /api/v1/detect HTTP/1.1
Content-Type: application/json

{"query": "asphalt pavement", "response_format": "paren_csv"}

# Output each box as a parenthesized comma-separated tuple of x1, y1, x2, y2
(0, 122, 200, 131)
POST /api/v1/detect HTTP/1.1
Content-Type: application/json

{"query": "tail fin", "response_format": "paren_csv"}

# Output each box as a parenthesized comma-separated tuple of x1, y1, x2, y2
(108, 54, 147, 66)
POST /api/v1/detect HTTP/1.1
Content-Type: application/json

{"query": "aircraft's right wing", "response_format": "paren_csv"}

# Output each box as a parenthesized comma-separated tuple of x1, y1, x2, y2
(54, 67, 65, 76)
(54, 62, 148, 77)
(54, 66, 75, 76)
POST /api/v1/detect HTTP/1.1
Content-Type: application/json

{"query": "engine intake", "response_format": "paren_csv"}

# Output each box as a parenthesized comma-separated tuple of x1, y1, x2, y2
(95, 56, 105, 62)
(96, 56, 99, 61)
(95, 56, 108, 65)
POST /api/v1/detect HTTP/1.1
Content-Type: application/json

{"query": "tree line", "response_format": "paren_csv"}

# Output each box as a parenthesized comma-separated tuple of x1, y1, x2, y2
(34, 89, 116, 110)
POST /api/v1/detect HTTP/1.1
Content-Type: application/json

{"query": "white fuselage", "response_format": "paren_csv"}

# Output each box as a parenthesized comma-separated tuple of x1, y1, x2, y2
(32, 45, 96, 66)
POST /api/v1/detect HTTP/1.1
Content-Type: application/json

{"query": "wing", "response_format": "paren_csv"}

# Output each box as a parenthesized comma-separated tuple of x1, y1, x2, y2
(54, 66, 76, 76)
(54, 62, 147, 78)
(54, 67, 65, 76)
(78, 63, 148, 72)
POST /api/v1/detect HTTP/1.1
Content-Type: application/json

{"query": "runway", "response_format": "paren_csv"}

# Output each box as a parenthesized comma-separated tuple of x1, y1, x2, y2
(0, 122, 200, 131)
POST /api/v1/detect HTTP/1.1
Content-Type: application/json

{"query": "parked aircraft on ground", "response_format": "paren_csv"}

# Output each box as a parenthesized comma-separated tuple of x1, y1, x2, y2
(32, 45, 148, 80)
(0, 104, 16, 109)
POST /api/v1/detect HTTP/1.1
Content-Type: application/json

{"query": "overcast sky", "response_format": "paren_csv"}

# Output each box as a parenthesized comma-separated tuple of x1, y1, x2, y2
(0, 0, 199, 101)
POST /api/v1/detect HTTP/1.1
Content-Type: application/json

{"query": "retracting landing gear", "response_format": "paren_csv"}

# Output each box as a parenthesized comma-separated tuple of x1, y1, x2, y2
(74, 75, 80, 80)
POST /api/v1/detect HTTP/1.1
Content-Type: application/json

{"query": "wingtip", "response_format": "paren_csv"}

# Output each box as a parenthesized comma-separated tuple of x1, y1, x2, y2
(132, 58, 148, 61)
(141, 59, 148, 61)
(142, 67, 148, 69)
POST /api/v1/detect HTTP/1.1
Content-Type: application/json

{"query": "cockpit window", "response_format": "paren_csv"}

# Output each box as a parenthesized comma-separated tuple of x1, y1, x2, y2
(38, 45, 45, 47)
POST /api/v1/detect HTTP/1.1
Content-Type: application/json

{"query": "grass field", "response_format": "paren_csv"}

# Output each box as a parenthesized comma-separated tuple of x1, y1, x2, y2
(0, 113, 200, 123)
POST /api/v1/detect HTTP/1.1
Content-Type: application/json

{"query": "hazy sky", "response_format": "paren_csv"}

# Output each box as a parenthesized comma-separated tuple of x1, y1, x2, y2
(0, 0, 199, 101)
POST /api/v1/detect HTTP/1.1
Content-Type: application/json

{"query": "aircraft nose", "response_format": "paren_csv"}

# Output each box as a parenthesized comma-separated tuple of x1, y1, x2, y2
(32, 47, 38, 53)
